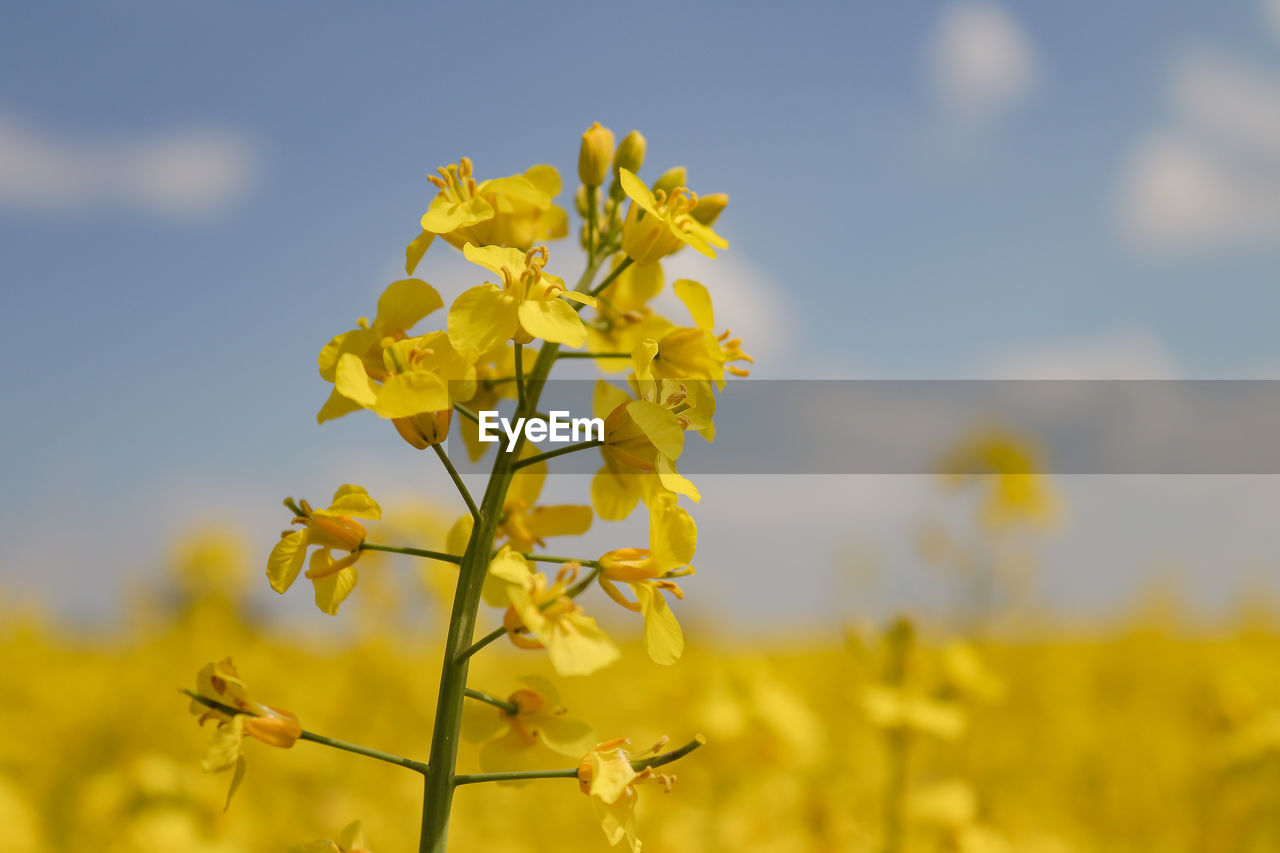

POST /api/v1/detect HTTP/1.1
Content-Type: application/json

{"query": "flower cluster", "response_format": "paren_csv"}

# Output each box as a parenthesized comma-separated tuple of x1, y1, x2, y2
(186, 123, 739, 851)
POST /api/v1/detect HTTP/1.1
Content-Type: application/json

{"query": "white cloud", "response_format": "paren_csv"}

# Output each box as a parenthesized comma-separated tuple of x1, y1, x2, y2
(0, 110, 256, 216)
(975, 329, 1181, 379)
(1118, 49, 1280, 253)
(1267, 0, 1280, 42)
(929, 2, 1039, 129)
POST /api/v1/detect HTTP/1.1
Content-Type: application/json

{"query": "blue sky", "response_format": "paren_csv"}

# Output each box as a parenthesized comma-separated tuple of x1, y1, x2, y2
(4, 1, 1280, 627)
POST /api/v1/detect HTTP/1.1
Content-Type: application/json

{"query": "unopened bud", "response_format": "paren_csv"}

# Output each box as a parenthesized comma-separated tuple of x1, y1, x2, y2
(651, 167, 687, 198)
(574, 184, 590, 217)
(393, 409, 453, 450)
(691, 193, 729, 226)
(578, 123, 614, 188)
(612, 130, 646, 178)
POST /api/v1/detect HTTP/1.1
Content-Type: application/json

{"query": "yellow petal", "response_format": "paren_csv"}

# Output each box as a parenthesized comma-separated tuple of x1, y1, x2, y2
(593, 380, 632, 421)
(405, 229, 435, 274)
(202, 715, 245, 773)
(527, 505, 593, 539)
(618, 168, 658, 217)
(545, 612, 620, 677)
(374, 278, 443, 335)
(449, 285, 519, 353)
(534, 712, 595, 757)
(461, 699, 507, 744)
(517, 299, 587, 348)
(317, 388, 363, 424)
(673, 278, 714, 331)
(488, 547, 532, 585)
(626, 400, 684, 459)
(591, 464, 643, 522)
(655, 455, 700, 503)
(634, 582, 684, 665)
(522, 163, 561, 197)
(372, 370, 451, 419)
(338, 821, 368, 851)
(312, 560, 359, 616)
(266, 530, 308, 594)
(326, 484, 382, 520)
(462, 242, 527, 276)
(334, 352, 380, 409)
(421, 193, 493, 233)
(318, 328, 378, 382)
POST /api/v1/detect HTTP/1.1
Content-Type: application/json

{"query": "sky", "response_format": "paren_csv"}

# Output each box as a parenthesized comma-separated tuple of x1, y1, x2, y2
(3, 0, 1280, 631)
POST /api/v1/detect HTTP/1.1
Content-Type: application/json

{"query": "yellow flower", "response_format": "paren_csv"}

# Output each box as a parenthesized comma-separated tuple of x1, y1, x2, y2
(266, 485, 382, 615)
(591, 379, 712, 520)
(448, 243, 596, 352)
(406, 158, 568, 273)
(617, 168, 727, 264)
(488, 548, 620, 676)
(328, 330, 477, 424)
(290, 821, 372, 853)
(577, 737, 676, 853)
(938, 429, 1061, 528)
(862, 685, 967, 741)
(461, 675, 595, 781)
(597, 493, 695, 665)
(315, 278, 445, 423)
(584, 258, 671, 374)
(631, 279, 752, 384)
(188, 659, 301, 808)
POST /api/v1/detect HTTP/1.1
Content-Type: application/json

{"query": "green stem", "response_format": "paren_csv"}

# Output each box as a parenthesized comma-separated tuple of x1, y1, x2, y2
(433, 444, 479, 521)
(586, 185, 599, 268)
(360, 542, 463, 565)
(521, 554, 602, 569)
(183, 692, 429, 774)
(453, 735, 705, 787)
(586, 256, 634, 299)
(511, 439, 602, 470)
(463, 687, 519, 716)
(556, 351, 630, 360)
(453, 403, 480, 425)
(514, 342, 527, 412)
(418, 252, 610, 853)
(299, 730, 430, 774)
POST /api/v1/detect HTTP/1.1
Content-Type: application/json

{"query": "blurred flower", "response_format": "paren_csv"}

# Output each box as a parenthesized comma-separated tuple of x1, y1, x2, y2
(290, 821, 372, 853)
(461, 675, 595, 780)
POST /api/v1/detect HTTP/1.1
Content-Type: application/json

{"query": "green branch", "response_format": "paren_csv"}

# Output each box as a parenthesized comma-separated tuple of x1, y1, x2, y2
(452, 734, 705, 786)
(453, 403, 480, 425)
(586, 256, 634, 300)
(511, 439, 602, 470)
(556, 351, 630, 360)
(433, 444, 480, 521)
(184, 691, 429, 774)
(463, 687, 519, 716)
(359, 542, 463, 565)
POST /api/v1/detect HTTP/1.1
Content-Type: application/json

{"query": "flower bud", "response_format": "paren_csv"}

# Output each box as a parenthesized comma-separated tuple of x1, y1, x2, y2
(612, 130, 646, 178)
(393, 409, 453, 450)
(574, 184, 590, 217)
(578, 123, 614, 188)
(691, 193, 729, 226)
(651, 167, 687, 198)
